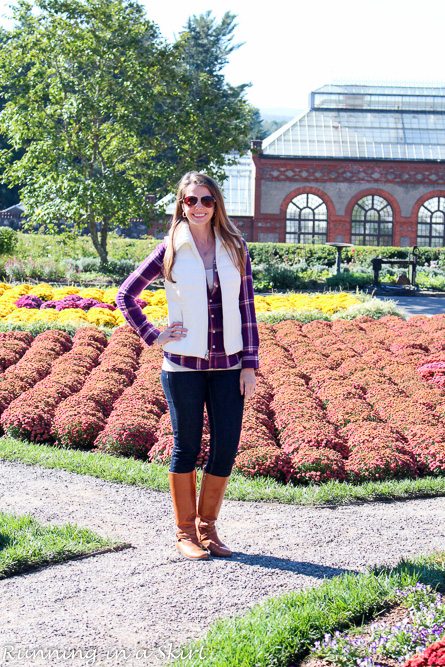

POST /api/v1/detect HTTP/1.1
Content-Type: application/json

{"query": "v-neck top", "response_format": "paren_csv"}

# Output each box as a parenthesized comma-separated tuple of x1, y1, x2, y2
(116, 240, 259, 371)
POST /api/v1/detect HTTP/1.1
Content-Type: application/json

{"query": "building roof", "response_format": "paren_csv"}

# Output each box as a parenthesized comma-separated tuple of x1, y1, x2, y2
(263, 84, 445, 161)
(0, 203, 25, 215)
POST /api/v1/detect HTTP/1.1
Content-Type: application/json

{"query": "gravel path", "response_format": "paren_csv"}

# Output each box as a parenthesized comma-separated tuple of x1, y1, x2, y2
(1, 461, 445, 667)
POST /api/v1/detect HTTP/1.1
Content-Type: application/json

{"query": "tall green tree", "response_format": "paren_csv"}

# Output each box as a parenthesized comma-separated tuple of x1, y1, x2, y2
(176, 11, 260, 166)
(0, 1, 254, 263)
(0, 28, 21, 210)
(181, 11, 243, 80)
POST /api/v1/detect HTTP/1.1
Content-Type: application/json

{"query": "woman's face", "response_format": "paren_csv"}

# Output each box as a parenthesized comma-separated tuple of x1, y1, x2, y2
(181, 184, 215, 231)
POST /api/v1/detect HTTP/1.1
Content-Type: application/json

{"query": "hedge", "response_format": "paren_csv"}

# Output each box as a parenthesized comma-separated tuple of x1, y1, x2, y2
(246, 242, 443, 268)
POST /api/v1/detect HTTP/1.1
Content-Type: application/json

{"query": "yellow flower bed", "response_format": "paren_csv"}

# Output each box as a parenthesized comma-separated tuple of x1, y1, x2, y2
(86, 307, 118, 327)
(3, 307, 35, 324)
(0, 283, 169, 328)
(58, 308, 89, 324)
(255, 292, 360, 314)
(28, 283, 55, 301)
(102, 288, 119, 305)
(0, 283, 361, 328)
(52, 286, 80, 300)
(29, 309, 60, 322)
(78, 288, 104, 301)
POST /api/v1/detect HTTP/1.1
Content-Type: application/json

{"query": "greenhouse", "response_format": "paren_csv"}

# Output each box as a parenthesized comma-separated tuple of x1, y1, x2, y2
(195, 83, 445, 248)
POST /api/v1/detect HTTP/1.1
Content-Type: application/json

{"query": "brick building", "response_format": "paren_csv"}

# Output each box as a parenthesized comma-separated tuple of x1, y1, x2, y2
(6, 83, 445, 247)
(182, 84, 445, 248)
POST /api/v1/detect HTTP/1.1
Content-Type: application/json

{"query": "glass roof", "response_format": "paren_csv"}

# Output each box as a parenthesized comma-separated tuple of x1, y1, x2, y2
(263, 84, 445, 160)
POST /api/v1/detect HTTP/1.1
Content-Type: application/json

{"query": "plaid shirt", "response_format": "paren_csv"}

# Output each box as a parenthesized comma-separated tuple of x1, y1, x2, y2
(116, 239, 259, 369)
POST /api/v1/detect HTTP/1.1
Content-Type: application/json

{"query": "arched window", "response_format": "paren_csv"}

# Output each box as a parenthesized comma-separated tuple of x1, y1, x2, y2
(417, 197, 445, 247)
(351, 195, 393, 246)
(286, 194, 328, 244)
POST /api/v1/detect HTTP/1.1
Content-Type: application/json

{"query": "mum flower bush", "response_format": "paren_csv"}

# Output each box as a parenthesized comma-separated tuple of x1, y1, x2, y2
(0, 312, 445, 484)
(0, 329, 72, 420)
(1, 328, 104, 441)
(94, 345, 167, 458)
(0, 283, 400, 329)
(290, 446, 346, 484)
(0, 283, 170, 328)
(233, 445, 294, 483)
(51, 327, 141, 449)
(403, 636, 445, 666)
(0, 331, 32, 371)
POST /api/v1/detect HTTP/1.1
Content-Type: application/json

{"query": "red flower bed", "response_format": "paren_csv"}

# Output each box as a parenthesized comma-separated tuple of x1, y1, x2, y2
(325, 397, 377, 427)
(238, 372, 277, 452)
(2, 314, 445, 485)
(280, 420, 349, 457)
(346, 442, 418, 482)
(51, 327, 141, 449)
(0, 331, 32, 371)
(233, 445, 293, 483)
(0, 330, 73, 432)
(290, 446, 346, 484)
(94, 345, 167, 458)
(403, 636, 445, 666)
(2, 328, 104, 441)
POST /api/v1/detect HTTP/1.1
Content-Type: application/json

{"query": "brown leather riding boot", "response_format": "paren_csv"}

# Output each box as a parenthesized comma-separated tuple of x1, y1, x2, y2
(169, 471, 209, 560)
(196, 472, 232, 558)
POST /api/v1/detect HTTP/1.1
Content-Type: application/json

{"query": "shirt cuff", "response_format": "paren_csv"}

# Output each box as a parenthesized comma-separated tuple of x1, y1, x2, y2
(142, 327, 161, 347)
(241, 355, 259, 369)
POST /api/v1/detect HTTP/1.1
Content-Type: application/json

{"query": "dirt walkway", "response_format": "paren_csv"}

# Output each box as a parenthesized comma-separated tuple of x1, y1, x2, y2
(1, 460, 445, 666)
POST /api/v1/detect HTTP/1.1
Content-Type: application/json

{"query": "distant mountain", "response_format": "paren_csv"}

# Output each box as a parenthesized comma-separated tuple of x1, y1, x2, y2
(260, 108, 306, 121)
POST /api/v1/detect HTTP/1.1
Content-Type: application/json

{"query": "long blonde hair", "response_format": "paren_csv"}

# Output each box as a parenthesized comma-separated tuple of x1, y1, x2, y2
(163, 172, 246, 282)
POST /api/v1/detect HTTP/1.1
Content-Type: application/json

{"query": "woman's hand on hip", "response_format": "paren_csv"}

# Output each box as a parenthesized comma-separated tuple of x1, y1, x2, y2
(155, 322, 188, 347)
(240, 368, 256, 400)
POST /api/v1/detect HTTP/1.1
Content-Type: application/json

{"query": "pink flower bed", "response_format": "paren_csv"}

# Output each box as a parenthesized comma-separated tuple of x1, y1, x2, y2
(2, 328, 104, 441)
(0, 329, 72, 424)
(94, 345, 167, 457)
(0, 313, 444, 484)
(51, 327, 141, 449)
(0, 331, 32, 371)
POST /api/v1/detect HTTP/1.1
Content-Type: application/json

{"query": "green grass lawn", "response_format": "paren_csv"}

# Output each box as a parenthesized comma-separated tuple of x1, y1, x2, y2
(0, 511, 124, 579)
(2, 436, 445, 506)
(173, 551, 445, 667)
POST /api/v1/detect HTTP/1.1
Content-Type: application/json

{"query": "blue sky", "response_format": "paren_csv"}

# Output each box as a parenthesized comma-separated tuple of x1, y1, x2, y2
(1, 0, 444, 116)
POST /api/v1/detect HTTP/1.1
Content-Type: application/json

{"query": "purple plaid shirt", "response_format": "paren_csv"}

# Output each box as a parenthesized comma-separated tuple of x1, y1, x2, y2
(116, 239, 259, 369)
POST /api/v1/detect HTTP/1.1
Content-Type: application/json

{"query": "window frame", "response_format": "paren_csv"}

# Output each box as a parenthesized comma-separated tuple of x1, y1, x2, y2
(285, 193, 328, 244)
(351, 195, 394, 246)
(417, 196, 445, 247)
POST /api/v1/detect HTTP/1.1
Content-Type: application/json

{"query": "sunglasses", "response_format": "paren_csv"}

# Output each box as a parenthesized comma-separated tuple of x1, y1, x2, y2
(182, 195, 215, 209)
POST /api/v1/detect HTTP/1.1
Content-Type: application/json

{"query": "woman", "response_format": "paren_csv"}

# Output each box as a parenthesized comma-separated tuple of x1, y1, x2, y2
(117, 172, 259, 561)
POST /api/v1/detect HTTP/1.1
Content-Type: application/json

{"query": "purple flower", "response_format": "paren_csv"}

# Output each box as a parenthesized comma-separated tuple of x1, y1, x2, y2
(14, 295, 43, 309)
(95, 303, 116, 312)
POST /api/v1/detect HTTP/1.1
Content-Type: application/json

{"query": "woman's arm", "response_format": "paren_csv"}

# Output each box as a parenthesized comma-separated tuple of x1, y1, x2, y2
(239, 240, 259, 370)
(116, 241, 166, 346)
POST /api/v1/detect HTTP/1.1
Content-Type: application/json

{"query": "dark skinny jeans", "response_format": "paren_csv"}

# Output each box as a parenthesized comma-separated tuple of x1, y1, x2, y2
(161, 369, 244, 477)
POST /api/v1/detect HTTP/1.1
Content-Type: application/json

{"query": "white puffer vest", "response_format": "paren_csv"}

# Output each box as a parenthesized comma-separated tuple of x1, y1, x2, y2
(162, 222, 243, 359)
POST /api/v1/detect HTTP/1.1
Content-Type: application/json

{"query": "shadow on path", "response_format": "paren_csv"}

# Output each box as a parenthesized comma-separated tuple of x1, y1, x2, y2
(230, 552, 357, 578)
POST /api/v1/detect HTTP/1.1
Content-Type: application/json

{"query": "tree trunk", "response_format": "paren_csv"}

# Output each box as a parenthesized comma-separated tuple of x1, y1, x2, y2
(100, 217, 110, 265)
(88, 210, 108, 265)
